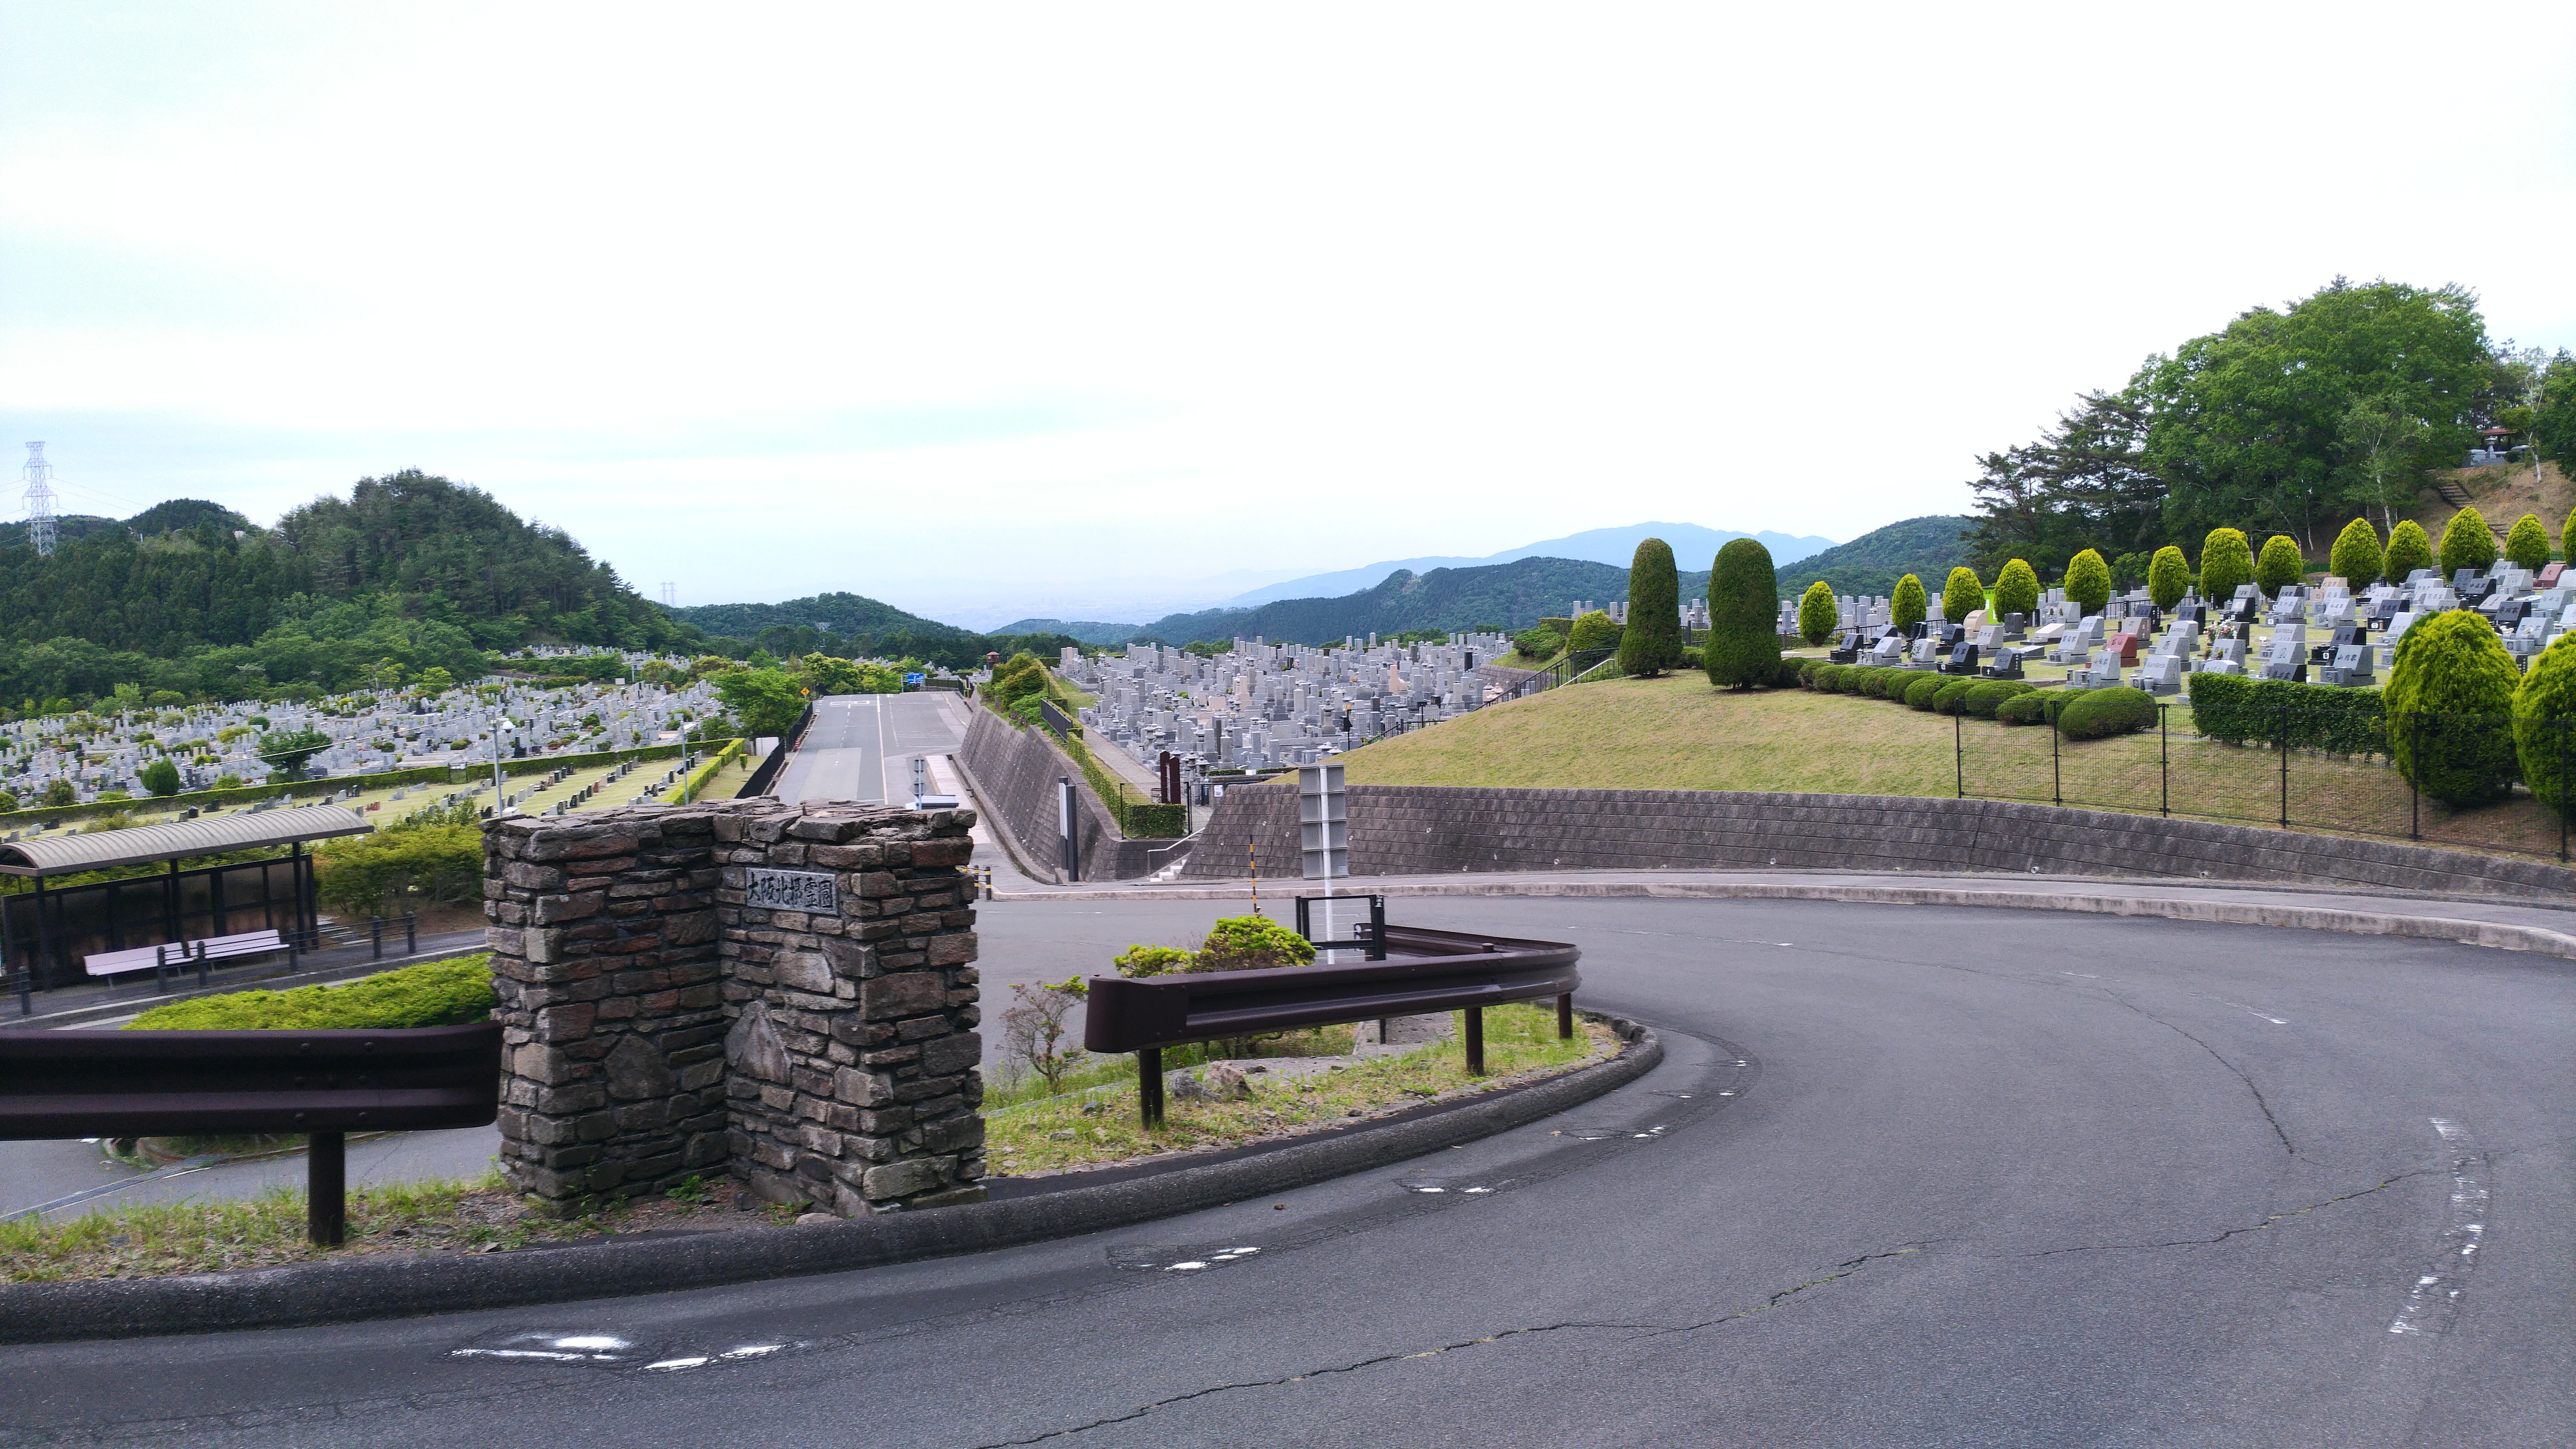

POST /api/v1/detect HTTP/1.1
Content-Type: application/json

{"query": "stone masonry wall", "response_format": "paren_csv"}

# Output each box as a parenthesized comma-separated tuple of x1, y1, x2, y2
(485, 798, 983, 1215)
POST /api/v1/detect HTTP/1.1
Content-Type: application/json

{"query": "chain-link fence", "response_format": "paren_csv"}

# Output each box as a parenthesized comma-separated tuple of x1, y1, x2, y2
(1957, 704, 2574, 862)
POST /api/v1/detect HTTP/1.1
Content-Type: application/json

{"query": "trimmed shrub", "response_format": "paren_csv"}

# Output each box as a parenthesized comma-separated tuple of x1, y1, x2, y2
(2505, 513, 2551, 572)
(2184, 671, 2386, 757)
(2256, 534, 2306, 597)
(2384, 519, 2436, 582)
(314, 819, 483, 915)
(1932, 678, 1979, 715)
(1995, 691, 2050, 725)
(1963, 680, 2036, 719)
(1618, 538, 1685, 677)
(1796, 656, 1826, 686)
(2040, 687, 2094, 725)
(2385, 608, 2520, 804)
(129, 954, 495, 1030)
(1811, 663, 1850, 692)
(1705, 539, 1781, 688)
(138, 759, 182, 797)
(2438, 507, 2497, 577)
(1993, 558, 2040, 620)
(2514, 636, 2576, 812)
(1856, 667, 1897, 699)
(2198, 528, 2254, 604)
(2058, 686, 2157, 740)
(1890, 573, 1927, 632)
(2328, 518, 2383, 587)
(2064, 549, 2111, 617)
(1768, 655, 1801, 686)
(1903, 673, 1945, 709)
(1941, 566, 1983, 625)
(2146, 546, 2191, 610)
(1796, 580, 1837, 647)
(1567, 609, 1623, 655)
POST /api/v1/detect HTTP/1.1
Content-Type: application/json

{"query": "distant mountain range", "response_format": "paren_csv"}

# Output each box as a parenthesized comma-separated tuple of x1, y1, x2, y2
(994, 618, 1148, 646)
(1776, 516, 1976, 599)
(1221, 521, 1837, 608)
(1139, 556, 1633, 645)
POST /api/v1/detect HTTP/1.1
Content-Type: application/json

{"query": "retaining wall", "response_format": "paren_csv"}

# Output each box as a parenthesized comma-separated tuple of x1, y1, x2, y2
(958, 707, 1160, 880)
(1179, 783, 2576, 899)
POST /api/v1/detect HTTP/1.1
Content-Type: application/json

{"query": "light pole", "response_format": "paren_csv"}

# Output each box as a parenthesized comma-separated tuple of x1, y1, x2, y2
(493, 717, 516, 812)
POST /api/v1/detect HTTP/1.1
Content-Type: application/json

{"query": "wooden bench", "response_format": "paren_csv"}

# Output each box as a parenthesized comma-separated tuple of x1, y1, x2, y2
(84, 929, 288, 990)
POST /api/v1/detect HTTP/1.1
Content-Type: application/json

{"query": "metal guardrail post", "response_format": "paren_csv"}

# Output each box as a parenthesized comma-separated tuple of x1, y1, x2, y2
(1464, 1006, 1484, 1075)
(1556, 991, 1573, 1041)
(1136, 1047, 1164, 1128)
(1368, 895, 1386, 961)
(307, 1131, 345, 1246)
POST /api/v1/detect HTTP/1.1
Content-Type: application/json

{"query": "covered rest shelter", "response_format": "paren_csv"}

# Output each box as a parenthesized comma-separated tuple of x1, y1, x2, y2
(1, 805, 374, 1013)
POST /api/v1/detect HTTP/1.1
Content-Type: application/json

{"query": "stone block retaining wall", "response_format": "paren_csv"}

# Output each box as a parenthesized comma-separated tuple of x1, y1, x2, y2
(1181, 783, 2576, 899)
(484, 799, 984, 1215)
(958, 706, 1159, 880)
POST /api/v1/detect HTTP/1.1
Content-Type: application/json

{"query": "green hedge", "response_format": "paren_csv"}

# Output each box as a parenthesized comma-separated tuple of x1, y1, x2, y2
(2184, 672, 2385, 757)
(1032, 709, 1186, 839)
(1903, 673, 1945, 709)
(127, 954, 494, 1030)
(1932, 678, 1979, 715)
(1963, 680, 2035, 719)
(1996, 691, 2050, 725)
(2041, 687, 2093, 725)
(2059, 686, 2158, 740)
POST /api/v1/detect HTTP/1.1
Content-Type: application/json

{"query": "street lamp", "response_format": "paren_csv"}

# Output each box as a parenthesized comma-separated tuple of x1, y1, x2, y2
(493, 717, 516, 812)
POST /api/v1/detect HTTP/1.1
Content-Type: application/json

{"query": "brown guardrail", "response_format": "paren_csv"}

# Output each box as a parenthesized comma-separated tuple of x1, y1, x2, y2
(0, 1022, 503, 1244)
(1082, 919, 1580, 1125)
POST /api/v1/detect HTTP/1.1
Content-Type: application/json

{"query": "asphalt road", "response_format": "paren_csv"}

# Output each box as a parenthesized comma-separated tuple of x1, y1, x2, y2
(9, 896, 2572, 1448)
(775, 693, 967, 807)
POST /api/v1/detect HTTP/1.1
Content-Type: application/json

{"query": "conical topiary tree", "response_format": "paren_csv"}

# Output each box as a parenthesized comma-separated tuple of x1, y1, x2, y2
(2513, 635, 2576, 814)
(1617, 537, 1684, 678)
(2198, 527, 2254, 605)
(1942, 566, 1984, 624)
(2063, 549, 2110, 617)
(2385, 518, 2435, 582)
(1796, 580, 1836, 646)
(1705, 539, 1780, 688)
(2146, 545, 2190, 610)
(2255, 534, 2306, 597)
(2504, 513, 2550, 572)
(2439, 507, 2497, 577)
(1993, 558, 2039, 620)
(2327, 517, 2383, 586)
(2387, 608, 2521, 805)
(1890, 573, 1927, 632)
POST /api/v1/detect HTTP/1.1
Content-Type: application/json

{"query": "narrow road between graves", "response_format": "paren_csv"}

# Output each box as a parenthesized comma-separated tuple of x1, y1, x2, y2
(8, 896, 2573, 1448)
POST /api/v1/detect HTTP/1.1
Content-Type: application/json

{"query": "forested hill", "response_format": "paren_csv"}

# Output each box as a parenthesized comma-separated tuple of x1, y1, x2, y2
(1138, 556, 1633, 646)
(1769, 515, 1976, 599)
(0, 471, 693, 708)
(670, 592, 980, 648)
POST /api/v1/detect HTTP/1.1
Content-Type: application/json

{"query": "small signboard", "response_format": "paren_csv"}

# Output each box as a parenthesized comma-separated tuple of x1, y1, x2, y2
(745, 868, 841, 915)
(905, 672, 925, 688)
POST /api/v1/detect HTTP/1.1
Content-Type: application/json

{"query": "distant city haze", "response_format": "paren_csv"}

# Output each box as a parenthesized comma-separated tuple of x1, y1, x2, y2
(2, 6, 2569, 625)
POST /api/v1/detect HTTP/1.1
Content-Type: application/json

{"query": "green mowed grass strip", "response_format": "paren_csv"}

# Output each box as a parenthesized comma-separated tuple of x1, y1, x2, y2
(988, 1004, 1613, 1177)
(1335, 673, 2563, 858)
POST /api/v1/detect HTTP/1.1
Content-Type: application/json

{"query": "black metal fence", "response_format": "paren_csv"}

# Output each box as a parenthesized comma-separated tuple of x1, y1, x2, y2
(1955, 704, 2573, 863)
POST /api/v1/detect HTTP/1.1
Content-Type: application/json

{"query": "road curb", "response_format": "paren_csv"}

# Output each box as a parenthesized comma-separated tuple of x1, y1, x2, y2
(0, 1018, 1661, 1344)
(994, 878, 2576, 962)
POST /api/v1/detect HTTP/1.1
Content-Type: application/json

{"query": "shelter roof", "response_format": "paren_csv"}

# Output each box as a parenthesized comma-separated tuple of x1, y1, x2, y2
(0, 806, 374, 879)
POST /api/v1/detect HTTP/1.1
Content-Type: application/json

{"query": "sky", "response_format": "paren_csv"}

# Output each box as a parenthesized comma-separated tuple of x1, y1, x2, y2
(4, 3, 2573, 630)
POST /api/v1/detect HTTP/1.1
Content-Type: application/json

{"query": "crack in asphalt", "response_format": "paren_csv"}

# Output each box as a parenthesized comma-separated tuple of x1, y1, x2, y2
(961, 1246, 1926, 1447)
(2102, 992, 2298, 1158)
(2018, 1169, 2439, 1257)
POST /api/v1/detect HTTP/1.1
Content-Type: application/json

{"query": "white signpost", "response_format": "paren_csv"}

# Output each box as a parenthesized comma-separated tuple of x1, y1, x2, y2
(1299, 763, 1348, 951)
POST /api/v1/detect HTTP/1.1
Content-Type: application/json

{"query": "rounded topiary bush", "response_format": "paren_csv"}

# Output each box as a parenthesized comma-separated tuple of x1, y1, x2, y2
(1942, 566, 1984, 625)
(2384, 519, 2436, 582)
(2439, 507, 2497, 577)
(2505, 513, 2551, 572)
(2058, 686, 2158, 740)
(1766, 654, 1798, 686)
(1810, 663, 1849, 693)
(1832, 666, 1871, 694)
(2256, 534, 2306, 597)
(2198, 528, 2254, 605)
(2328, 517, 2383, 587)
(2147, 545, 2191, 610)
(1963, 679, 2036, 719)
(1932, 678, 1979, 715)
(2064, 549, 2111, 617)
(2040, 687, 2094, 725)
(1993, 558, 2040, 620)
(1903, 672, 1946, 709)
(1890, 573, 1927, 632)
(1797, 657, 1826, 686)
(1869, 667, 1909, 699)
(2513, 636, 2576, 813)
(2386, 608, 2520, 804)
(1852, 667, 1887, 698)
(1995, 691, 2050, 726)
(1706, 538, 1782, 688)
(1618, 537, 1685, 677)
(1797, 580, 1837, 647)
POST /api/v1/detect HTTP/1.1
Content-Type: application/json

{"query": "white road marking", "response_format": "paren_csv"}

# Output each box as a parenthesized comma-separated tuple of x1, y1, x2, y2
(2389, 1117, 2487, 1337)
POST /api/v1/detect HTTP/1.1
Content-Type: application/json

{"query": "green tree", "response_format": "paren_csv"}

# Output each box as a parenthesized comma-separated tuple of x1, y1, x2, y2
(2255, 535, 2307, 597)
(2438, 508, 2497, 577)
(414, 666, 455, 695)
(1565, 610, 1623, 656)
(2385, 519, 2436, 581)
(2336, 402, 2433, 536)
(2387, 609, 2521, 804)
(2145, 546, 2190, 610)
(43, 779, 76, 807)
(1616, 538, 1684, 678)
(2063, 549, 2110, 617)
(2327, 518, 2384, 586)
(1889, 573, 1927, 632)
(139, 758, 182, 797)
(1993, 558, 2040, 620)
(2198, 527, 2254, 604)
(2531, 351, 2576, 468)
(1795, 580, 1837, 647)
(2504, 513, 2551, 571)
(1704, 539, 1780, 689)
(0, 789, 16, 813)
(1940, 566, 1984, 624)
(257, 727, 332, 781)
(2513, 637, 2576, 814)
(713, 667, 809, 739)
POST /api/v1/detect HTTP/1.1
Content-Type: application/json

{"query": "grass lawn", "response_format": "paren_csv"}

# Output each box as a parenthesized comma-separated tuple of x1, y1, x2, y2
(988, 1003, 1616, 1177)
(1337, 672, 2567, 860)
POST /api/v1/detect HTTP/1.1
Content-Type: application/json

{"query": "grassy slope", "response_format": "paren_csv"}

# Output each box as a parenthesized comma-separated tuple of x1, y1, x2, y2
(2402, 460, 2572, 556)
(1337, 673, 2563, 858)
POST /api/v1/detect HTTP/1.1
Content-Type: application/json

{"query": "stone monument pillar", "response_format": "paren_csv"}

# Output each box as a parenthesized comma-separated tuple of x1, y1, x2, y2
(483, 799, 983, 1216)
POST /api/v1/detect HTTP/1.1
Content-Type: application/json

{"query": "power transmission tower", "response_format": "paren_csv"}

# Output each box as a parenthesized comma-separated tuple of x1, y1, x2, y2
(660, 582, 677, 607)
(21, 442, 57, 557)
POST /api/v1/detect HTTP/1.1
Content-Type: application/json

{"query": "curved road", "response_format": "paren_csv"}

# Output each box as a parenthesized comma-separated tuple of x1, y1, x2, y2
(10, 897, 2572, 1447)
